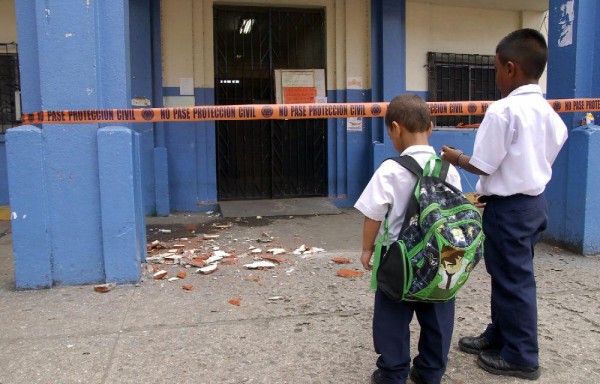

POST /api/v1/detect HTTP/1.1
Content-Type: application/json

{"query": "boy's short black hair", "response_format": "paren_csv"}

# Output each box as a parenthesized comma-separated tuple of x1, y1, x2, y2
(385, 94, 431, 133)
(496, 28, 548, 80)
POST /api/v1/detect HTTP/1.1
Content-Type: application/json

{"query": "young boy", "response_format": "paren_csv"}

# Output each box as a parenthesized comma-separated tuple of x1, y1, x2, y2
(441, 29, 568, 380)
(355, 94, 462, 384)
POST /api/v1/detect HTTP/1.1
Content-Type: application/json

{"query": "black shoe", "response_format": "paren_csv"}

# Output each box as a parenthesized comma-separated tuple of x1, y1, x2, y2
(477, 351, 541, 380)
(409, 367, 428, 384)
(370, 369, 392, 384)
(458, 335, 498, 354)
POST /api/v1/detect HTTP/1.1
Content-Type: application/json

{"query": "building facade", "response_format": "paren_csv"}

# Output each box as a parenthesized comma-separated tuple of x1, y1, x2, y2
(2, 0, 599, 288)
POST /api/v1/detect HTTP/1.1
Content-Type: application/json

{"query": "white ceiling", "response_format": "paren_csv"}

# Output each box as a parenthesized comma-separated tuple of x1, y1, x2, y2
(408, 0, 549, 12)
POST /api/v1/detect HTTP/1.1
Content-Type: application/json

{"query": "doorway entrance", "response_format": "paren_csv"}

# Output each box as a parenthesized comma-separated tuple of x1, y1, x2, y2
(214, 6, 327, 200)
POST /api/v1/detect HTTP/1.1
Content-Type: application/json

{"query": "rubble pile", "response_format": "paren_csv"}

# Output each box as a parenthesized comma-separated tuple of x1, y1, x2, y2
(94, 216, 365, 294)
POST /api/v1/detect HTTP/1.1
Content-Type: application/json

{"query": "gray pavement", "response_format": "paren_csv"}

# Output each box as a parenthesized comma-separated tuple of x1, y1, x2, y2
(0, 208, 599, 383)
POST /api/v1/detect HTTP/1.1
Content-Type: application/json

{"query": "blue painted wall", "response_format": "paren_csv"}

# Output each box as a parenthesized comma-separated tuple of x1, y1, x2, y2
(0, 135, 8, 205)
(129, 0, 156, 215)
(10, 1, 146, 288)
(545, 0, 600, 253)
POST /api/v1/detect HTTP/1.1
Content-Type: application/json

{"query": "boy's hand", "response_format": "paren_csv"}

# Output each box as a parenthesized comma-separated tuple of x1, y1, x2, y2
(360, 249, 373, 270)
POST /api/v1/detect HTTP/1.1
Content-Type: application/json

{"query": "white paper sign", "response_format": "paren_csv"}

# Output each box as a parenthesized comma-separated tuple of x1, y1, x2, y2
(180, 77, 194, 96)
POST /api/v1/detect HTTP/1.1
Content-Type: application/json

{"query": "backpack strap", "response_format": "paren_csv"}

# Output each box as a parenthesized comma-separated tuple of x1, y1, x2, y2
(390, 155, 450, 181)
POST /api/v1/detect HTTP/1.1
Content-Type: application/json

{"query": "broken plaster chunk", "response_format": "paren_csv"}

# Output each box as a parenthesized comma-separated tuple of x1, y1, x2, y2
(153, 270, 168, 280)
(243, 261, 277, 270)
(93, 283, 116, 293)
(268, 296, 284, 301)
(164, 255, 182, 264)
(197, 264, 218, 275)
(203, 234, 220, 240)
(293, 245, 325, 255)
(167, 277, 179, 282)
(158, 229, 171, 234)
(267, 248, 286, 255)
(212, 250, 230, 258)
(251, 248, 263, 254)
(213, 222, 233, 229)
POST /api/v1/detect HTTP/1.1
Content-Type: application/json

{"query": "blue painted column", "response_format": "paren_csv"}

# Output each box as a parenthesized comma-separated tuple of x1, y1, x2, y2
(371, 0, 407, 170)
(10, 1, 145, 287)
(546, 0, 600, 254)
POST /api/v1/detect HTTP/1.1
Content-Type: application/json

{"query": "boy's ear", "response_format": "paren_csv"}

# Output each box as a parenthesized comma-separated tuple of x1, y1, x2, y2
(390, 121, 400, 134)
(506, 61, 516, 78)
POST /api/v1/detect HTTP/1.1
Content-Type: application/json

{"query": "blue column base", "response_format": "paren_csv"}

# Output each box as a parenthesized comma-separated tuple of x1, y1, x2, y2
(98, 127, 146, 283)
(6, 127, 52, 289)
(558, 124, 600, 255)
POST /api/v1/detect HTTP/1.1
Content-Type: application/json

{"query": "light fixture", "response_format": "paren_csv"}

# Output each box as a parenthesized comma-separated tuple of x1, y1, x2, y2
(239, 18, 255, 35)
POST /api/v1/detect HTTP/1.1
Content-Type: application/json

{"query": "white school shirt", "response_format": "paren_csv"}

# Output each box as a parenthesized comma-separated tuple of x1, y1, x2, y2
(469, 84, 568, 196)
(354, 145, 462, 242)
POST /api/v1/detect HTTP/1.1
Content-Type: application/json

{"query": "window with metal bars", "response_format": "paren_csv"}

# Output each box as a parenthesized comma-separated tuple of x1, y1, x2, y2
(427, 52, 500, 127)
(0, 43, 20, 133)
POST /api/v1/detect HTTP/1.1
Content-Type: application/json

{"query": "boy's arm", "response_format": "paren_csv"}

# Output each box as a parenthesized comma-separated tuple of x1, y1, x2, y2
(441, 145, 489, 176)
(360, 216, 382, 270)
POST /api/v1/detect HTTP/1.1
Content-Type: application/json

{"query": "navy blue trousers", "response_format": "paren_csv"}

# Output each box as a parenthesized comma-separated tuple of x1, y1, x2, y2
(480, 194, 547, 367)
(373, 290, 455, 384)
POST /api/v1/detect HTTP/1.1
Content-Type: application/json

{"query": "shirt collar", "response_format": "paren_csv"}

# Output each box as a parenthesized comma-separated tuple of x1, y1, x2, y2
(508, 84, 543, 97)
(400, 145, 435, 156)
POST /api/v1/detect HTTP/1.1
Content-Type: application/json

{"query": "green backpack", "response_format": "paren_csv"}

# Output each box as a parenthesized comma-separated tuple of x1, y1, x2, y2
(371, 154, 484, 302)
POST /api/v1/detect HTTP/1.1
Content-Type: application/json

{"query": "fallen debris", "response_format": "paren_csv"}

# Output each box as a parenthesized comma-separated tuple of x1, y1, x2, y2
(261, 255, 287, 264)
(93, 283, 116, 293)
(293, 244, 326, 255)
(330, 257, 351, 264)
(336, 269, 364, 278)
(203, 234, 220, 240)
(213, 222, 233, 229)
(182, 285, 194, 291)
(243, 260, 277, 270)
(158, 229, 172, 234)
(167, 277, 179, 282)
(153, 270, 168, 280)
(176, 270, 187, 279)
(267, 248, 286, 255)
(228, 297, 241, 306)
(244, 275, 261, 282)
(197, 264, 218, 275)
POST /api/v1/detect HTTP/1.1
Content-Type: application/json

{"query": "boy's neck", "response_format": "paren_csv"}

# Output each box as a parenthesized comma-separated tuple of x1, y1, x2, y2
(401, 134, 430, 152)
(507, 79, 539, 95)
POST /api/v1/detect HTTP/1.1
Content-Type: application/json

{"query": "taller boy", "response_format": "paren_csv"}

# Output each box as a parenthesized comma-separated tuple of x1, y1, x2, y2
(442, 29, 568, 380)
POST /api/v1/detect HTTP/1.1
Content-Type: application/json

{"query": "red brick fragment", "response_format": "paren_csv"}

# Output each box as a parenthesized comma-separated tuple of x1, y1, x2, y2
(221, 256, 238, 265)
(261, 255, 287, 264)
(182, 285, 194, 291)
(185, 226, 197, 232)
(228, 297, 241, 306)
(153, 270, 168, 280)
(176, 270, 187, 279)
(330, 257, 351, 264)
(93, 283, 115, 293)
(336, 268, 364, 278)
(244, 275, 261, 282)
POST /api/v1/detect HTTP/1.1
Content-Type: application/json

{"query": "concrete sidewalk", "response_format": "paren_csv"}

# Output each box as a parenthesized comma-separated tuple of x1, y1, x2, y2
(0, 209, 599, 383)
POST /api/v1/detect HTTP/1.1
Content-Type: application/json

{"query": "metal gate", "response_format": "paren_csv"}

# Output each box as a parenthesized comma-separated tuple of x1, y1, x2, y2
(214, 6, 326, 200)
(0, 43, 20, 133)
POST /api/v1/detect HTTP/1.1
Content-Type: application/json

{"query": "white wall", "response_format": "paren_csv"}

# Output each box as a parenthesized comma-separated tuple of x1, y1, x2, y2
(161, 0, 371, 93)
(406, 1, 548, 94)
(0, 0, 17, 43)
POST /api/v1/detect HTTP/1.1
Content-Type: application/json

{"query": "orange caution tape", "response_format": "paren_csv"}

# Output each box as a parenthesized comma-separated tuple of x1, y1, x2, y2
(19, 99, 600, 125)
